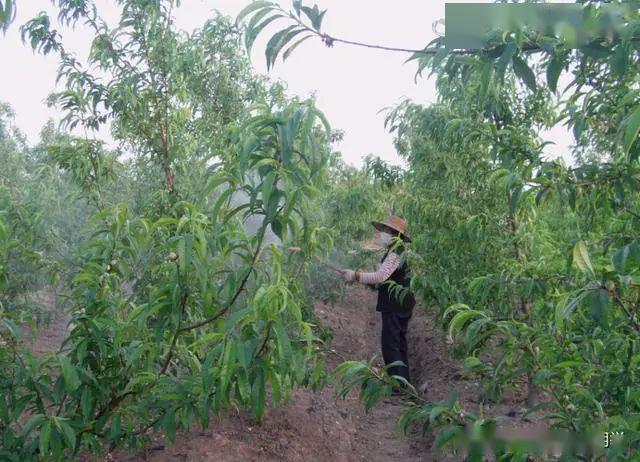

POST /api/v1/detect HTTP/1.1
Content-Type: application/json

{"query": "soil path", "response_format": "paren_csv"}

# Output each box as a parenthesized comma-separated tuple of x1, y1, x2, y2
(30, 284, 530, 461)
(24, 288, 70, 356)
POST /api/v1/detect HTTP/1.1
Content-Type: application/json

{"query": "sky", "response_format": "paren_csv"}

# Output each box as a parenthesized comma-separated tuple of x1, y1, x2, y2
(0, 0, 572, 167)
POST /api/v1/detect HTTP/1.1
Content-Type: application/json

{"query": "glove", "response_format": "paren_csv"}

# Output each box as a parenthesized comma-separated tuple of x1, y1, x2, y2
(342, 269, 355, 281)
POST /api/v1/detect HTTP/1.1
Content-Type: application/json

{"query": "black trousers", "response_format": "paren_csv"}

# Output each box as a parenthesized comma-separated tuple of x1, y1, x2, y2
(380, 311, 411, 383)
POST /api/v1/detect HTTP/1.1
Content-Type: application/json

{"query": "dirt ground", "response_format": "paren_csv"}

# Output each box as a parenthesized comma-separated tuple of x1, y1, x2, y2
(24, 288, 70, 356)
(28, 284, 536, 461)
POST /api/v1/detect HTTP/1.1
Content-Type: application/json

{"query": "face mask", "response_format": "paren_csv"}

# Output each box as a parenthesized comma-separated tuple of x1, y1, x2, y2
(378, 232, 392, 246)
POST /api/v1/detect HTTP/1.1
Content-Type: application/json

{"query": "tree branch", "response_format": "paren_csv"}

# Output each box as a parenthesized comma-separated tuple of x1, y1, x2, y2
(177, 223, 267, 334)
(281, 8, 640, 58)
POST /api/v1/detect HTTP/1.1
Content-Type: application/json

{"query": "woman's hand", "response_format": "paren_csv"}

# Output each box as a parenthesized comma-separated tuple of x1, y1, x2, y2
(341, 269, 355, 281)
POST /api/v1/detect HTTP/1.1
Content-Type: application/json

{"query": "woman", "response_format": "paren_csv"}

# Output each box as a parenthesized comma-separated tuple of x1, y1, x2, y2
(341, 214, 415, 384)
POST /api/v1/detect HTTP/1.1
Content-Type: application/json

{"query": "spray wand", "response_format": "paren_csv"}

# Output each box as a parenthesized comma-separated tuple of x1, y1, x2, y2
(285, 246, 344, 275)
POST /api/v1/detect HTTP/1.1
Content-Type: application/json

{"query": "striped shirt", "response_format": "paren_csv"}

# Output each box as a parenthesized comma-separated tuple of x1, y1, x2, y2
(358, 252, 401, 284)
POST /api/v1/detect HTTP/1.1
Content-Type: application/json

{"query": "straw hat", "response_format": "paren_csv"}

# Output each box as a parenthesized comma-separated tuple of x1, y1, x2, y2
(372, 214, 411, 242)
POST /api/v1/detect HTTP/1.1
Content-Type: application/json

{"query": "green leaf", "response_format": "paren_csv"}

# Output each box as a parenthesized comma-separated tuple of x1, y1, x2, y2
(581, 41, 612, 59)
(546, 54, 562, 93)
(39, 420, 51, 457)
(251, 368, 266, 419)
(266, 368, 282, 405)
(235, 339, 254, 370)
(282, 34, 313, 61)
(313, 9, 326, 30)
(448, 309, 486, 342)
(274, 27, 305, 67)
(219, 340, 234, 395)
(265, 188, 281, 219)
(59, 356, 81, 392)
(211, 188, 234, 223)
(463, 317, 491, 350)
(271, 217, 284, 240)
(236, 1, 273, 25)
(21, 414, 45, 436)
(554, 360, 584, 369)
(225, 307, 253, 333)
(623, 106, 640, 154)
(246, 14, 283, 53)
(274, 322, 292, 365)
(573, 115, 586, 142)
(261, 171, 277, 206)
(126, 302, 154, 322)
(161, 408, 177, 443)
(443, 303, 470, 320)
(620, 89, 640, 106)
(80, 387, 93, 419)
(179, 234, 193, 273)
(555, 294, 569, 329)
(436, 426, 464, 449)
(522, 401, 555, 419)
(203, 174, 230, 197)
(611, 44, 629, 78)
(245, 4, 272, 31)
(55, 419, 76, 450)
(613, 244, 630, 272)
(188, 332, 224, 350)
(512, 55, 536, 91)
(0, 0, 14, 32)
(300, 5, 326, 30)
(589, 288, 611, 326)
(429, 405, 448, 422)
(310, 107, 331, 135)
(265, 25, 299, 69)
(478, 61, 494, 102)
(573, 241, 595, 277)
(509, 186, 522, 214)
(1, 318, 22, 339)
(561, 289, 590, 321)
(495, 42, 517, 78)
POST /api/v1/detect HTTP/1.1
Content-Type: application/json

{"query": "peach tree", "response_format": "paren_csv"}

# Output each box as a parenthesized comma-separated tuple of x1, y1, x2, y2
(0, 1, 332, 459)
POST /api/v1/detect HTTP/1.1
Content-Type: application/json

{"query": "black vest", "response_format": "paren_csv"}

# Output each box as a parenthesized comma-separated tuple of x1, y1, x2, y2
(375, 249, 415, 317)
